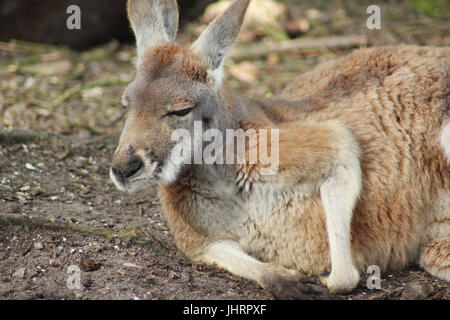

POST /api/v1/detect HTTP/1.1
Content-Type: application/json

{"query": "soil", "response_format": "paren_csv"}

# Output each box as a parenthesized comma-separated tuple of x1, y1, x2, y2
(0, 1, 448, 300)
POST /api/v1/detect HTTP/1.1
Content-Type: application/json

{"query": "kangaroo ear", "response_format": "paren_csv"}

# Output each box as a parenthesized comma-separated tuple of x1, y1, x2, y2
(127, 0, 179, 61)
(191, 0, 250, 86)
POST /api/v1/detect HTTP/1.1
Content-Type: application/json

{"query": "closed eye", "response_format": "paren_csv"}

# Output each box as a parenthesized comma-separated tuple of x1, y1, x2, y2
(167, 107, 193, 117)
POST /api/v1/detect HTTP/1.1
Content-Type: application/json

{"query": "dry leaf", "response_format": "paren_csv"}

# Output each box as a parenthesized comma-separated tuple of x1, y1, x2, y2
(229, 61, 260, 82)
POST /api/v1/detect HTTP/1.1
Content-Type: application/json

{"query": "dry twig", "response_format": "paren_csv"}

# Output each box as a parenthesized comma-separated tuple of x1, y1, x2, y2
(230, 35, 368, 60)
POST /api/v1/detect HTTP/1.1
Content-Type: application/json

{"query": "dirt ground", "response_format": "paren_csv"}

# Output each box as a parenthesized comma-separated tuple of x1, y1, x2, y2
(0, 1, 449, 300)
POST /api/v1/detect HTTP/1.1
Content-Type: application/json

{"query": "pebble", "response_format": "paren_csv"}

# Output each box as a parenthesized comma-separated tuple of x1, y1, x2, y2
(12, 268, 25, 279)
(25, 163, 37, 171)
(33, 242, 44, 250)
(49, 259, 58, 267)
(123, 262, 141, 269)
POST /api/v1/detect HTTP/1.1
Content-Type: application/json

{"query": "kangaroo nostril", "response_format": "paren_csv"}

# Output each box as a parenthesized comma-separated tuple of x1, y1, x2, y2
(126, 156, 144, 178)
(112, 156, 144, 180)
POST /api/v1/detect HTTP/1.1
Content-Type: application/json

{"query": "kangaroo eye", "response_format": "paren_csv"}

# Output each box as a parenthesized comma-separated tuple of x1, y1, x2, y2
(167, 107, 193, 117)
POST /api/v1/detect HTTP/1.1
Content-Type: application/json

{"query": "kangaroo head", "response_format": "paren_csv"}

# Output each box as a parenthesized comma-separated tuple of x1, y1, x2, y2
(111, 0, 250, 192)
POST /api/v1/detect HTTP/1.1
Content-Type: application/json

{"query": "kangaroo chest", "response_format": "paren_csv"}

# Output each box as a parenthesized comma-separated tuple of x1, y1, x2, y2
(190, 179, 327, 269)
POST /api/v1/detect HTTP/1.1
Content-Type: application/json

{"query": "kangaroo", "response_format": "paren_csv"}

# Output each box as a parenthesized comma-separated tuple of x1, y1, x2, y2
(110, 0, 450, 299)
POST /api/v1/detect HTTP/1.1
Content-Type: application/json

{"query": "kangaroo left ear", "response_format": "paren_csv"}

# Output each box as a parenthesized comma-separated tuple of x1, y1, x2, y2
(127, 0, 179, 62)
(191, 0, 251, 88)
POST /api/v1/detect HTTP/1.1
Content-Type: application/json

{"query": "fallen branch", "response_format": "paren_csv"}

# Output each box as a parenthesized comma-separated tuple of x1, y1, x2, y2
(107, 109, 126, 126)
(229, 35, 368, 60)
(45, 84, 82, 110)
(0, 213, 111, 238)
(77, 133, 119, 147)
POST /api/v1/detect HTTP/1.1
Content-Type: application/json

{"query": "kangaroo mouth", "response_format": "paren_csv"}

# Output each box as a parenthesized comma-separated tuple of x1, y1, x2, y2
(109, 162, 159, 193)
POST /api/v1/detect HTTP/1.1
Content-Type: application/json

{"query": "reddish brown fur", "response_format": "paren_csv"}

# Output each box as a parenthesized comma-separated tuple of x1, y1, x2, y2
(157, 45, 449, 280)
(142, 44, 209, 83)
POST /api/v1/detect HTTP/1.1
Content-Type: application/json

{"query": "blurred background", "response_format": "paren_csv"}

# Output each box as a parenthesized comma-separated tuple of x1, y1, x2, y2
(0, 0, 448, 49)
(0, 0, 214, 49)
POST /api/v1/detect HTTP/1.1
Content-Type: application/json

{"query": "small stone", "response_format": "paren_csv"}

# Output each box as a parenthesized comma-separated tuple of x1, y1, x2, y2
(12, 268, 25, 279)
(30, 186, 45, 196)
(33, 242, 44, 250)
(48, 259, 58, 267)
(79, 257, 102, 272)
(123, 262, 141, 269)
(25, 163, 37, 171)
(19, 185, 30, 191)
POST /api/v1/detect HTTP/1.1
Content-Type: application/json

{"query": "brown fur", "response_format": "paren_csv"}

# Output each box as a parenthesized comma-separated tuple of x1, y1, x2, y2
(277, 45, 450, 272)
(156, 45, 450, 286)
(142, 44, 209, 83)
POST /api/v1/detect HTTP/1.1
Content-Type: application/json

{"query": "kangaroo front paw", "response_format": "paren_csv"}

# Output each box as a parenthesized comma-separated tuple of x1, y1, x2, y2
(320, 267, 360, 293)
(262, 267, 323, 300)
(269, 276, 324, 300)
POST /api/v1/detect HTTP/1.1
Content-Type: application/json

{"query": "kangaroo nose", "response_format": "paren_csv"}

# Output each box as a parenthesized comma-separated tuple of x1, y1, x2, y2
(112, 155, 144, 180)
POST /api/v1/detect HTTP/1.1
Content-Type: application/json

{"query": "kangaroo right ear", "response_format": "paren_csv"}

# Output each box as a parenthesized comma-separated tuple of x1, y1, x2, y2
(191, 0, 251, 88)
(127, 0, 179, 61)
